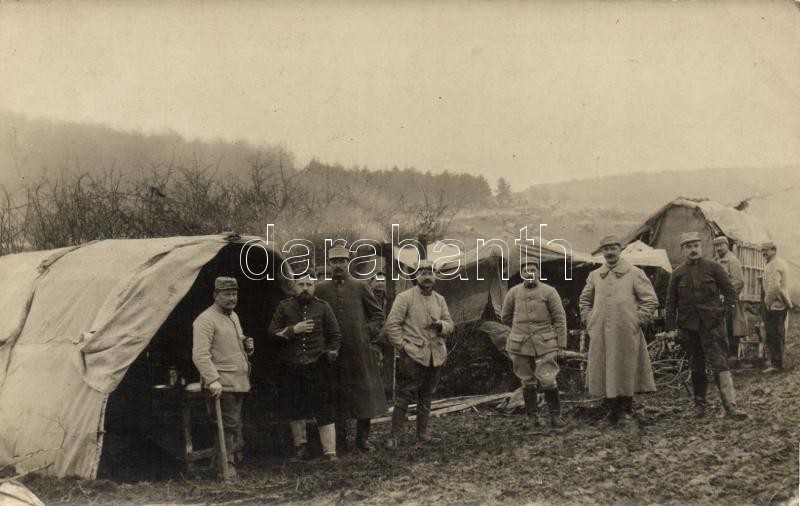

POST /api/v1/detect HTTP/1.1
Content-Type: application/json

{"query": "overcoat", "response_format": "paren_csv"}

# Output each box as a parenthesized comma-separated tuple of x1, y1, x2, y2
(315, 277, 388, 419)
(579, 259, 658, 398)
(715, 251, 748, 337)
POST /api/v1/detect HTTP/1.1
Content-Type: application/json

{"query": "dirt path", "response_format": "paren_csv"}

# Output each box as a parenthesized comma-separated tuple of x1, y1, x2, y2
(21, 344, 800, 505)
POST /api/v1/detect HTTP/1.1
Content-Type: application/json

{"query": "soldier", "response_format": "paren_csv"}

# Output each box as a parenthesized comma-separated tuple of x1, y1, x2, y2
(316, 247, 387, 453)
(368, 270, 388, 310)
(500, 257, 567, 428)
(268, 271, 342, 461)
(664, 232, 747, 420)
(579, 236, 658, 426)
(192, 277, 254, 478)
(713, 236, 747, 368)
(384, 259, 454, 449)
(761, 241, 793, 373)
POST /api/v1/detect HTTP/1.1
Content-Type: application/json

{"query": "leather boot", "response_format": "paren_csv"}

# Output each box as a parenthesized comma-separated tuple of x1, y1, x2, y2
(355, 418, 374, 452)
(522, 386, 543, 428)
(617, 396, 634, 427)
(544, 389, 565, 428)
(607, 397, 620, 424)
(718, 371, 748, 421)
(386, 400, 408, 450)
(692, 371, 708, 418)
(335, 420, 350, 454)
(416, 401, 431, 443)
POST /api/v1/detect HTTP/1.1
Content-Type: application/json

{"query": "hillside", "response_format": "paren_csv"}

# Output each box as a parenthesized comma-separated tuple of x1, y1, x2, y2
(3, 110, 798, 263)
(449, 166, 800, 263)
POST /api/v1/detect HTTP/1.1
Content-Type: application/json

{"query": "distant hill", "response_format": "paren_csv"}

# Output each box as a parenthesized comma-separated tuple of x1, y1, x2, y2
(520, 166, 800, 216)
(448, 166, 800, 265)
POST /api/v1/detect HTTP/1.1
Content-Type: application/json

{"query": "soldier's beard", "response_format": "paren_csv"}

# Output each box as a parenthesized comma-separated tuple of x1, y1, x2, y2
(297, 292, 313, 303)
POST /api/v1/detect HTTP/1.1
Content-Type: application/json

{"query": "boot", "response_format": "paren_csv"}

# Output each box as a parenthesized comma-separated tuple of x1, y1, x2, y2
(522, 386, 544, 428)
(355, 418, 374, 452)
(291, 443, 308, 461)
(222, 432, 238, 479)
(692, 372, 708, 419)
(617, 396, 634, 427)
(543, 389, 565, 428)
(335, 420, 350, 454)
(386, 400, 408, 450)
(718, 371, 748, 421)
(607, 397, 620, 425)
(416, 401, 431, 443)
(289, 420, 308, 461)
(693, 395, 707, 419)
(318, 423, 338, 458)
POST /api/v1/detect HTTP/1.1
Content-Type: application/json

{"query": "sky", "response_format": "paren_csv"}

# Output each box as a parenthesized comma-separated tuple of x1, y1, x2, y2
(1, 0, 799, 189)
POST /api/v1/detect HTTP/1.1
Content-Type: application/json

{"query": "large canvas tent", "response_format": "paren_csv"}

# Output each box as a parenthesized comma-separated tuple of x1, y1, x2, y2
(0, 235, 293, 479)
(622, 197, 772, 302)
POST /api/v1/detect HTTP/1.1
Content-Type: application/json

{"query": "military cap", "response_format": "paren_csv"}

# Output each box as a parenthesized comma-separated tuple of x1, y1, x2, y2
(328, 246, 351, 260)
(762, 241, 776, 251)
(215, 276, 238, 291)
(713, 236, 729, 245)
(598, 235, 623, 249)
(679, 232, 702, 246)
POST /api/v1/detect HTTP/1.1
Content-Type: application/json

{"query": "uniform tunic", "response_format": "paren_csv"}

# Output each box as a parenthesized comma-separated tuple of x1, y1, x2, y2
(665, 257, 738, 373)
(315, 277, 387, 419)
(268, 295, 342, 422)
(268, 296, 342, 365)
(579, 259, 658, 397)
(385, 285, 454, 367)
(500, 281, 567, 356)
(192, 305, 251, 392)
(665, 258, 737, 332)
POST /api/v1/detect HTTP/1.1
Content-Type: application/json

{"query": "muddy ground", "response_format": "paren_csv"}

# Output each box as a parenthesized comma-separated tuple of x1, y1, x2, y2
(16, 340, 800, 505)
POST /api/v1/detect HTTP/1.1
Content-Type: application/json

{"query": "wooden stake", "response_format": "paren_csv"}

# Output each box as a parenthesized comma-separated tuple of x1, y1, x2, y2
(214, 396, 233, 482)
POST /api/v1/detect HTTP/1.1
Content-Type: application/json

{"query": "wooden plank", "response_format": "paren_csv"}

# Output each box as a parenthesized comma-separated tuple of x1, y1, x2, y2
(372, 392, 512, 424)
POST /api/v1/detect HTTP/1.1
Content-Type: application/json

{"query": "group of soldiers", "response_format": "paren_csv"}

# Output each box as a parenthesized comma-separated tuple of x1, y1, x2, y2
(192, 246, 454, 476)
(191, 233, 792, 477)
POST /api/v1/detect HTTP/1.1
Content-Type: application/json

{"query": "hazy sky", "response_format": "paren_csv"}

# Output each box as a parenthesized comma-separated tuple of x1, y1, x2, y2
(1, 0, 799, 188)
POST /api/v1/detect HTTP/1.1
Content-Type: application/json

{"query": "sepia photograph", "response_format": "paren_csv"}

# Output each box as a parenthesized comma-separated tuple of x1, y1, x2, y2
(1, 1, 799, 504)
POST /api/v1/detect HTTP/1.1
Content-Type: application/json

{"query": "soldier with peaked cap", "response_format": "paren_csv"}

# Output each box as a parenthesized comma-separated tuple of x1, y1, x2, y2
(761, 241, 793, 372)
(268, 270, 342, 461)
(315, 246, 387, 453)
(712, 236, 747, 367)
(501, 256, 568, 428)
(384, 259, 454, 449)
(664, 232, 747, 420)
(579, 235, 658, 426)
(192, 276, 254, 478)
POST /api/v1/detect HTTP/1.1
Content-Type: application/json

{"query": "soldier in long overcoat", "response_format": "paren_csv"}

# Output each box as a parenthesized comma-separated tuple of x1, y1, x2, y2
(579, 235, 658, 425)
(713, 236, 748, 366)
(315, 247, 387, 452)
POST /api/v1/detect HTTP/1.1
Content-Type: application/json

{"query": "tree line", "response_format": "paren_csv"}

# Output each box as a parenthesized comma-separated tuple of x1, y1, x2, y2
(0, 146, 494, 256)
